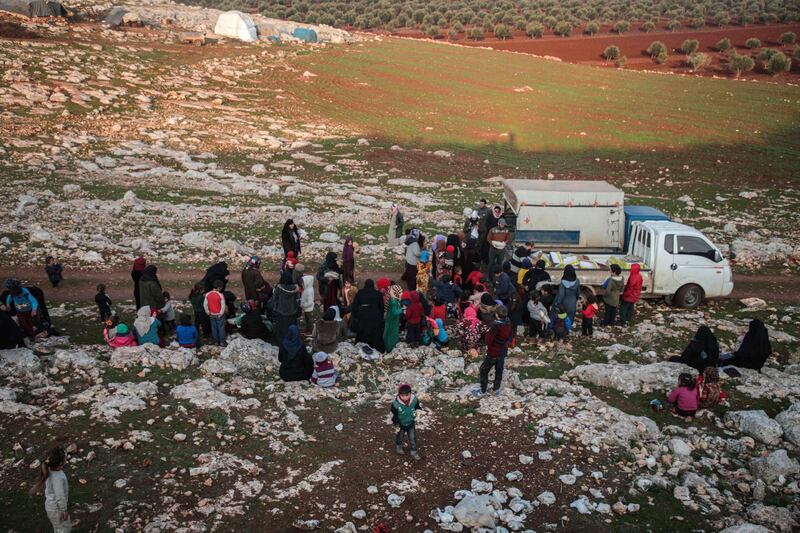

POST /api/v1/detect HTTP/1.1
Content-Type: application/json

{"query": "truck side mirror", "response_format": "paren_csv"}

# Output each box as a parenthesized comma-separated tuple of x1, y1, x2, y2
(714, 250, 723, 263)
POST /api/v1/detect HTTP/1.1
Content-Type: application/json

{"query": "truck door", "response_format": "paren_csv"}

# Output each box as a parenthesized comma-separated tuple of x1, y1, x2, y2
(654, 234, 676, 293)
(670, 234, 725, 296)
(608, 207, 621, 252)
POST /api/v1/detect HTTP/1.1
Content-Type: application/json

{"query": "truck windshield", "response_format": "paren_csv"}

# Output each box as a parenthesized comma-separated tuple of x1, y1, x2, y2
(677, 235, 718, 262)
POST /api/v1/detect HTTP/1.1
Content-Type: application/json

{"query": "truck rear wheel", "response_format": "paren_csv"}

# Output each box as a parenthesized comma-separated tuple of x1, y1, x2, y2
(675, 284, 703, 309)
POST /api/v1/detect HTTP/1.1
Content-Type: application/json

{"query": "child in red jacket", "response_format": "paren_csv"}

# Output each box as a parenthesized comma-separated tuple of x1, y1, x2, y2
(581, 294, 599, 336)
(405, 292, 424, 348)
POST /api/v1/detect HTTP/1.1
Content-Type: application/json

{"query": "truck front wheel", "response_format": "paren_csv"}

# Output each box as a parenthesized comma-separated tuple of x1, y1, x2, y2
(675, 284, 704, 309)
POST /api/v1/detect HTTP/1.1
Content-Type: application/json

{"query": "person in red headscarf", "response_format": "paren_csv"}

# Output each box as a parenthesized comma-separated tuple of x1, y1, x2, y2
(131, 256, 147, 310)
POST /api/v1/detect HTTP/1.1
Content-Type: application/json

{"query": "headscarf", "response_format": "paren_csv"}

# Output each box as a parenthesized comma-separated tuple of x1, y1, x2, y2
(117, 324, 129, 335)
(3, 278, 21, 291)
(245, 256, 260, 269)
(330, 305, 343, 322)
(279, 270, 295, 286)
(562, 264, 577, 282)
(133, 306, 154, 337)
(323, 308, 336, 321)
(388, 284, 403, 301)
(535, 259, 546, 270)
(325, 252, 339, 270)
(409, 228, 420, 240)
(682, 325, 720, 372)
(463, 306, 480, 327)
(133, 257, 147, 271)
(363, 279, 375, 290)
(733, 319, 772, 369)
(343, 237, 355, 262)
(281, 325, 302, 360)
(281, 219, 298, 244)
(420, 250, 430, 263)
(376, 277, 391, 291)
(140, 265, 160, 286)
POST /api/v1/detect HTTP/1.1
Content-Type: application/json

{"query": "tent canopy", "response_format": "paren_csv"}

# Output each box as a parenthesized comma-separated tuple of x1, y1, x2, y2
(292, 27, 318, 43)
(0, 0, 65, 17)
(214, 11, 258, 42)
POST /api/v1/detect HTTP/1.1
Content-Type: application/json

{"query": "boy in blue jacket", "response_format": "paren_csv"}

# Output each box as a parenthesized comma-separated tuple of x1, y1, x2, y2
(432, 275, 463, 318)
(2, 279, 39, 337)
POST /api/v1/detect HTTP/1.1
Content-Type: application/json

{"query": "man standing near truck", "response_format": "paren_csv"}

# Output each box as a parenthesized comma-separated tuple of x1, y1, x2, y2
(509, 241, 534, 282)
(481, 205, 503, 265)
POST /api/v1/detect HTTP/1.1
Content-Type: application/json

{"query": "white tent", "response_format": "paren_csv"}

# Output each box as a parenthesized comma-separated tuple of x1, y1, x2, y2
(214, 11, 258, 42)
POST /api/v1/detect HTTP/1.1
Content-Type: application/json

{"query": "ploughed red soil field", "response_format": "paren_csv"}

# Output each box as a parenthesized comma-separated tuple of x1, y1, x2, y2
(399, 22, 800, 78)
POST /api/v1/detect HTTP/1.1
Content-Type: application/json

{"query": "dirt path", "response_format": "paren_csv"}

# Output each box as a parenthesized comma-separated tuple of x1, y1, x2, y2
(1, 266, 798, 304)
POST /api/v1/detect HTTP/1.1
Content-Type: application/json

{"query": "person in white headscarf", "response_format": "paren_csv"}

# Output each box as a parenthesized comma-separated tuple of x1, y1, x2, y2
(133, 306, 161, 345)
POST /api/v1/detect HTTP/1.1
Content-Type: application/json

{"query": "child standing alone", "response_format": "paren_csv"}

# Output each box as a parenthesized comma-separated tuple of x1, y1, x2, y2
(95, 284, 113, 322)
(31, 446, 71, 532)
(45, 257, 63, 288)
(391, 383, 423, 461)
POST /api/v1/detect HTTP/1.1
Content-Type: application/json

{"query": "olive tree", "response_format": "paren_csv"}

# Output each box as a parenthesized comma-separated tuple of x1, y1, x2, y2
(728, 53, 755, 77)
(555, 21, 572, 36)
(715, 38, 731, 52)
(585, 20, 599, 35)
(767, 52, 791, 74)
(688, 52, 711, 70)
(494, 23, 512, 39)
(745, 38, 761, 49)
(667, 19, 681, 31)
(714, 12, 730, 27)
(641, 21, 655, 32)
(526, 22, 544, 38)
(468, 27, 484, 40)
(647, 41, 667, 58)
(603, 45, 620, 60)
(780, 32, 797, 45)
(613, 20, 630, 34)
(681, 39, 700, 54)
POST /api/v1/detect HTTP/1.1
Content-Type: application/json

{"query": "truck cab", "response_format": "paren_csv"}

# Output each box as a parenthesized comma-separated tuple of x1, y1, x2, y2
(628, 221, 733, 308)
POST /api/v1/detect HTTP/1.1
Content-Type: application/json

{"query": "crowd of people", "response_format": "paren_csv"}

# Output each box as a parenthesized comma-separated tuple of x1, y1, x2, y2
(1, 207, 777, 527)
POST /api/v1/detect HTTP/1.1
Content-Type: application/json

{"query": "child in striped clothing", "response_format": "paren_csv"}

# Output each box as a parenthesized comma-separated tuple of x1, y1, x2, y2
(311, 352, 337, 387)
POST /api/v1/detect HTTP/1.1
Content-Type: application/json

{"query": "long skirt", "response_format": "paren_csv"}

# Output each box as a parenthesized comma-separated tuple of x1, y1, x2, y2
(401, 263, 418, 291)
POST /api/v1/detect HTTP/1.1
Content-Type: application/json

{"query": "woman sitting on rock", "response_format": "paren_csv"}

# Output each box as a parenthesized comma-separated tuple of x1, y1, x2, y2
(720, 319, 772, 371)
(133, 306, 161, 346)
(671, 325, 719, 372)
(278, 325, 313, 382)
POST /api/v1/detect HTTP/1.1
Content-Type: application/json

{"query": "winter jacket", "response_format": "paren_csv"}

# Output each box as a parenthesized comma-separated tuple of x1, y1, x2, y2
(487, 227, 511, 250)
(176, 325, 198, 347)
(603, 275, 625, 307)
(278, 345, 314, 382)
(405, 241, 421, 266)
(553, 279, 580, 319)
(138, 280, 165, 310)
(271, 284, 299, 317)
(485, 319, 513, 358)
(5, 288, 38, 313)
(668, 386, 699, 412)
(405, 293, 424, 325)
(581, 303, 599, 319)
(104, 329, 138, 348)
(312, 319, 341, 353)
(95, 293, 112, 318)
(509, 246, 530, 274)
(300, 275, 315, 312)
(527, 301, 550, 325)
(622, 264, 643, 303)
(391, 395, 421, 427)
(311, 358, 337, 387)
(203, 290, 226, 317)
(552, 312, 572, 336)
(494, 272, 515, 301)
(432, 279, 462, 304)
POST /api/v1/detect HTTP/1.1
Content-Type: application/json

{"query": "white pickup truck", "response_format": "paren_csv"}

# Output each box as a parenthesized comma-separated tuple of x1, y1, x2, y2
(537, 220, 734, 308)
(501, 179, 734, 308)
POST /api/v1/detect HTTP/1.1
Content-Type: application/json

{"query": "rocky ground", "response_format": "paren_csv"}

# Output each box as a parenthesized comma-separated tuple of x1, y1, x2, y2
(1, 297, 799, 531)
(1, 1, 799, 531)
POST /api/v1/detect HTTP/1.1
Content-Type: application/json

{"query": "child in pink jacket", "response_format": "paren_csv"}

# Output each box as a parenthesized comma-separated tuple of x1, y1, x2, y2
(104, 323, 138, 348)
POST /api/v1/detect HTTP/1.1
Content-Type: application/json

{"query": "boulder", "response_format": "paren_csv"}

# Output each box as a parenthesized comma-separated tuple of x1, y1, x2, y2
(171, 379, 235, 410)
(0, 348, 42, 378)
(775, 403, 800, 446)
(566, 362, 693, 394)
(719, 524, 770, 533)
(668, 438, 693, 459)
(452, 495, 498, 529)
(748, 450, 800, 483)
(746, 503, 798, 533)
(53, 349, 100, 371)
(218, 337, 279, 375)
(725, 410, 783, 445)
(109, 345, 197, 370)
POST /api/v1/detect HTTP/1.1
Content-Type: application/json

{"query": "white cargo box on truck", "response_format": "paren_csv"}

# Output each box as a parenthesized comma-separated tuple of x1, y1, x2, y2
(502, 179, 624, 251)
